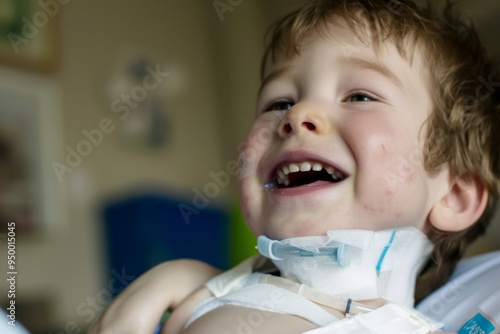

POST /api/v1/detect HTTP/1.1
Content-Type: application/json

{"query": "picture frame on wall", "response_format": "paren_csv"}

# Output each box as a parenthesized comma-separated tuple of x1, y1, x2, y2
(0, 67, 65, 235)
(0, 0, 61, 73)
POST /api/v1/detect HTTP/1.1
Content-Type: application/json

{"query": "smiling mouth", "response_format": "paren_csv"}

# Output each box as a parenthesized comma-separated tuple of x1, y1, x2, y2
(272, 161, 347, 189)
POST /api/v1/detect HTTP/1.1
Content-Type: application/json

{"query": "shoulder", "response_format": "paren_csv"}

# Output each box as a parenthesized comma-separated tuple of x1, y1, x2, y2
(416, 250, 500, 333)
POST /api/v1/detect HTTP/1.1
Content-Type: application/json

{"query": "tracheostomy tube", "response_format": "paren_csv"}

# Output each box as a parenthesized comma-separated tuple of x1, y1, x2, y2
(257, 235, 362, 268)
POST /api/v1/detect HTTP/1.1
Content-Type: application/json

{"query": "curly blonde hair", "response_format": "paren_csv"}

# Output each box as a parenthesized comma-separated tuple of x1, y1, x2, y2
(261, 0, 500, 302)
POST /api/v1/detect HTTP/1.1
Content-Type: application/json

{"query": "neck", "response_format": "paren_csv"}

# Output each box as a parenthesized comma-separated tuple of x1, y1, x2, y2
(259, 227, 433, 307)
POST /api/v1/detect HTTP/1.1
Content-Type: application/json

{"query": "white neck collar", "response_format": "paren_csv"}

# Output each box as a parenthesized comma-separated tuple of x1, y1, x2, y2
(258, 227, 433, 307)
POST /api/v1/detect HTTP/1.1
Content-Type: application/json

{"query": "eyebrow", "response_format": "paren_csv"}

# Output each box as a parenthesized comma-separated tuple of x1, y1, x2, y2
(259, 66, 293, 95)
(343, 57, 404, 89)
(258, 58, 403, 94)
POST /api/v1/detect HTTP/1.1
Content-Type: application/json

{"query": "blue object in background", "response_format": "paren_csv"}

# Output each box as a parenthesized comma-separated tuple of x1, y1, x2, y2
(102, 191, 229, 296)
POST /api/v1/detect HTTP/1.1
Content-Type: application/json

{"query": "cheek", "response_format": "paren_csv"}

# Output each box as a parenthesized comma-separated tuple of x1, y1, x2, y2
(237, 175, 264, 236)
(236, 116, 278, 236)
(347, 116, 428, 216)
(237, 117, 276, 181)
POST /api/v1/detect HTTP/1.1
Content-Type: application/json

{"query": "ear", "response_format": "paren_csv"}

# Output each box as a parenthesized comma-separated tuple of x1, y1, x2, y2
(429, 175, 488, 232)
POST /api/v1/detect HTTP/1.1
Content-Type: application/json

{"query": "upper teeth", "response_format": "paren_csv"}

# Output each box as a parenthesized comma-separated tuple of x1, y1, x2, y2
(274, 161, 345, 185)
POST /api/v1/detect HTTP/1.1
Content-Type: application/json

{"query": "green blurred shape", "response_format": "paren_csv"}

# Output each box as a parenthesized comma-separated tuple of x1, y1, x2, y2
(229, 201, 257, 267)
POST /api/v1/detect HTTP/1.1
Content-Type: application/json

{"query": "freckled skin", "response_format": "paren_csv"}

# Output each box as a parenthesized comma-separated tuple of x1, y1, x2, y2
(363, 204, 377, 213)
(236, 23, 450, 237)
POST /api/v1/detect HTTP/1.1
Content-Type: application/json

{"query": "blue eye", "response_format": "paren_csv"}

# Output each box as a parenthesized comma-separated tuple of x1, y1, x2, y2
(266, 101, 294, 112)
(348, 93, 376, 102)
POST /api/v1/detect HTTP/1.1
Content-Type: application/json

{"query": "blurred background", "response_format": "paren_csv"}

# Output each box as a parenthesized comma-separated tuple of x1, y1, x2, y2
(0, 0, 499, 332)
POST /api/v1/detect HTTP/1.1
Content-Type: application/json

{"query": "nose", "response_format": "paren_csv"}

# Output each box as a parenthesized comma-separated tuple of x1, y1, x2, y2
(277, 102, 330, 137)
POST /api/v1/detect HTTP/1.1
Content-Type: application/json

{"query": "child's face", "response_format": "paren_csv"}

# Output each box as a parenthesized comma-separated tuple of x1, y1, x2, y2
(238, 22, 449, 239)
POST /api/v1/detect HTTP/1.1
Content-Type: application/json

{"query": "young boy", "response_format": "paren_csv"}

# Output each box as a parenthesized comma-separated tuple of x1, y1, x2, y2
(90, 0, 500, 333)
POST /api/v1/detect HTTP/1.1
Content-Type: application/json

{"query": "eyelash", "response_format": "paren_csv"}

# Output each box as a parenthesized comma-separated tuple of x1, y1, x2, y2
(346, 91, 378, 102)
(263, 91, 378, 112)
(264, 100, 294, 112)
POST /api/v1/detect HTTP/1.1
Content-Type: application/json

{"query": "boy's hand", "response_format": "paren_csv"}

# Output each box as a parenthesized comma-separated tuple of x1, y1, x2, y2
(87, 259, 221, 334)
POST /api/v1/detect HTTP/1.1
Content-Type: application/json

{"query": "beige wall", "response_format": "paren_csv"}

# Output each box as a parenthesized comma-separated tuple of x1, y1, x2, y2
(2, 0, 233, 329)
(55, 0, 228, 327)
